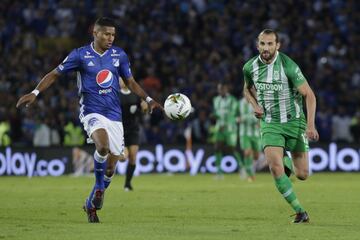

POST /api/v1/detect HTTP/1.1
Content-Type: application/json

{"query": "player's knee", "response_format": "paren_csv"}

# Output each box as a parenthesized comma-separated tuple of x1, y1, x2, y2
(296, 170, 309, 181)
(105, 168, 114, 177)
(97, 146, 110, 156)
(269, 162, 284, 177)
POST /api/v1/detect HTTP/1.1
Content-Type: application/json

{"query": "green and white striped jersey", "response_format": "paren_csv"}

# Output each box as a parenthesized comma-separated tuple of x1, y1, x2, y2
(243, 51, 306, 123)
(238, 98, 260, 137)
(213, 94, 238, 131)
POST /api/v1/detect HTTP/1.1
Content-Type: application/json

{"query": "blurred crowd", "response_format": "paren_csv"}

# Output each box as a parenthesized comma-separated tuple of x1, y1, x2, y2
(0, 0, 359, 147)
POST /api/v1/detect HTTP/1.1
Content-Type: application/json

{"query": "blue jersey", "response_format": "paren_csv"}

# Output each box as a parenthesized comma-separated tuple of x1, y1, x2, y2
(56, 42, 133, 121)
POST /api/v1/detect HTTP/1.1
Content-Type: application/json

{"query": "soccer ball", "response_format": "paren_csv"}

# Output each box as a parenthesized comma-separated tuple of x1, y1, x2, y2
(164, 93, 192, 120)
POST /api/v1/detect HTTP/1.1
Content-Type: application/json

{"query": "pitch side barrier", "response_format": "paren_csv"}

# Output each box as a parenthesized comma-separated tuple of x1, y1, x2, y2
(0, 143, 359, 177)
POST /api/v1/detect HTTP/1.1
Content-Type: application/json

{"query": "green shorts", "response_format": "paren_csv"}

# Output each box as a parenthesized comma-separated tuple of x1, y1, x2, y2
(260, 117, 309, 152)
(214, 130, 237, 147)
(240, 135, 261, 152)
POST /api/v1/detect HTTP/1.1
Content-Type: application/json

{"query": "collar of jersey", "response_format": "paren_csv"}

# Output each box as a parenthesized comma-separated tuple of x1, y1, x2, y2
(258, 51, 279, 65)
(90, 42, 109, 57)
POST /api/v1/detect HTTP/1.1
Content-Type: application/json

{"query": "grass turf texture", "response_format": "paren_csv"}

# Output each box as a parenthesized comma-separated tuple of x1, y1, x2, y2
(1, 173, 359, 240)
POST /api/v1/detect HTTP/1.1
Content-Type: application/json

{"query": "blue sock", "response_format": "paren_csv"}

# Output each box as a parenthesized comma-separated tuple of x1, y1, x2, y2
(86, 151, 107, 209)
(104, 174, 113, 189)
(93, 151, 107, 190)
(86, 186, 96, 208)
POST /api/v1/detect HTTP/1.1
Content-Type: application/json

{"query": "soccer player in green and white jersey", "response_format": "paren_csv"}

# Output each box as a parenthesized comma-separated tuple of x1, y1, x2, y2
(243, 29, 319, 223)
(212, 82, 242, 178)
(238, 97, 261, 182)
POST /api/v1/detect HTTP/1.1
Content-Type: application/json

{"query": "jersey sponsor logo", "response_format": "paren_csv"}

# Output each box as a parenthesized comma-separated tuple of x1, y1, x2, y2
(84, 51, 95, 58)
(255, 82, 283, 91)
(273, 70, 280, 80)
(112, 59, 119, 67)
(96, 69, 113, 88)
(99, 88, 112, 94)
(295, 67, 305, 82)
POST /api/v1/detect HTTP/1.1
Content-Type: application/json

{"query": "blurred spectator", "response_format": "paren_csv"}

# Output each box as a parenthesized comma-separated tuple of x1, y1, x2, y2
(331, 106, 353, 143)
(1, 0, 358, 146)
(350, 111, 360, 143)
(33, 119, 51, 147)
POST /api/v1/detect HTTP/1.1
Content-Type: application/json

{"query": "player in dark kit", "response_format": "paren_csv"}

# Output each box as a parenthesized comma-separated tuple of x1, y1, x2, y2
(104, 78, 148, 191)
(16, 17, 163, 223)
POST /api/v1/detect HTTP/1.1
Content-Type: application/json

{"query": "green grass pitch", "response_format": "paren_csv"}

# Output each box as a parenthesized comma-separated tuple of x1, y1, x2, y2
(1, 173, 359, 240)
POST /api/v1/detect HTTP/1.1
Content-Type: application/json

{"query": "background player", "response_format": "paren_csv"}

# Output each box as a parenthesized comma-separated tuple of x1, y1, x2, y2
(243, 29, 319, 223)
(238, 96, 261, 182)
(16, 17, 162, 223)
(212, 82, 242, 178)
(104, 78, 148, 191)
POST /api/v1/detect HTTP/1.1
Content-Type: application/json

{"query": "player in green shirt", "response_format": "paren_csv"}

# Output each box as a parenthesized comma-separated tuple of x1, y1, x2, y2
(238, 97, 261, 182)
(243, 29, 319, 223)
(212, 82, 242, 178)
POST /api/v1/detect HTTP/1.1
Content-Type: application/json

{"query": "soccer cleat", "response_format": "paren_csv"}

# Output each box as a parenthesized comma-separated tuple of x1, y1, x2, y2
(293, 211, 310, 223)
(91, 189, 105, 210)
(124, 183, 133, 192)
(83, 202, 100, 223)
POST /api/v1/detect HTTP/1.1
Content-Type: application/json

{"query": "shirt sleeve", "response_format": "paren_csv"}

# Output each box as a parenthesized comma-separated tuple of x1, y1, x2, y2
(284, 56, 307, 87)
(56, 49, 80, 74)
(119, 52, 133, 80)
(243, 64, 253, 87)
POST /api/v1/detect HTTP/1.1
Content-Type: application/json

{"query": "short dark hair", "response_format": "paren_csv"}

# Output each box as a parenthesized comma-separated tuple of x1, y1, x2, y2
(258, 29, 279, 43)
(94, 17, 117, 28)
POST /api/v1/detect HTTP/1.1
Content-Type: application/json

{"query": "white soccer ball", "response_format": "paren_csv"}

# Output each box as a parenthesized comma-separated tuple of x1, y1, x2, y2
(164, 93, 192, 120)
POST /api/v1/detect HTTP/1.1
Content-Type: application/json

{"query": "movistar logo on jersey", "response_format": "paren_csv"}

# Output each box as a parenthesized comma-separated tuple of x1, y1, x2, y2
(255, 82, 283, 91)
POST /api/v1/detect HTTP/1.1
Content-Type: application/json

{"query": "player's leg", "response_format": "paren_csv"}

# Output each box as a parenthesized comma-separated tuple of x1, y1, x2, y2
(264, 145, 305, 215)
(291, 152, 309, 180)
(86, 128, 109, 211)
(242, 136, 255, 181)
(283, 150, 294, 177)
(104, 153, 126, 189)
(124, 145, 139, 191)
(228, 132, 243, 175)
(287, 131, 310, 181)
(243, 148, 255, 181)
(214, 131, 224, 175)
(262, 130, 306, 220)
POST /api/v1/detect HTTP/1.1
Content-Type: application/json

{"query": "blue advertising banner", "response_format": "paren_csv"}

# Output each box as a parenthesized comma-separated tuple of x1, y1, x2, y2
(1, 143, 359, 177)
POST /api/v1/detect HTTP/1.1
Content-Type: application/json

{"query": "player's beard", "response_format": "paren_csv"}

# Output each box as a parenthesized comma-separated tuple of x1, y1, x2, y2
(260, 50, 275, 62)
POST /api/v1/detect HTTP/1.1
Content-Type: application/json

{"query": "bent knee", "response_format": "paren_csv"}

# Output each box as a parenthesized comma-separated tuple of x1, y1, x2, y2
(97, 146, 110, 156)
(295, 170, 309, 180)
(105, 168, 114, 177)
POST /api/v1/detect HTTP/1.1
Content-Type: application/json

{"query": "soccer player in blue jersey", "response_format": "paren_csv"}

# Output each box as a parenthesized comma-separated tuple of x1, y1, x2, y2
(16, 17, 163, 223)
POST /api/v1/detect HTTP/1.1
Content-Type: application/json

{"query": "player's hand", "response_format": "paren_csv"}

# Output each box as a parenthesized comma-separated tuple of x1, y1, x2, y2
(16, 93, 37, 108)
(306, 126, 319, 142)
(148, 100, 164, 114)
(253, 105, 264, 119)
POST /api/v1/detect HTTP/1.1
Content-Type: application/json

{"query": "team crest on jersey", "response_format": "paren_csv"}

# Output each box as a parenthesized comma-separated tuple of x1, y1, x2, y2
(273, 70, 280, 81)
(112, 59, 119, 67)
(96, 69, 113, 88)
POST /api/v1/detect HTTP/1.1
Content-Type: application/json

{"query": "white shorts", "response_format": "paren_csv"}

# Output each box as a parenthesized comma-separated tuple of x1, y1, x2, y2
(81, 113, 125, 156)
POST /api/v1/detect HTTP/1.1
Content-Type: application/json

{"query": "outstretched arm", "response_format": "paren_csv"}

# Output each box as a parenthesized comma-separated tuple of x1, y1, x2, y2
(16, 69, 61, 108)
(297, 81, 319, 141)
(243, 82, 263, 119)
(124, 77, 163, 113)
